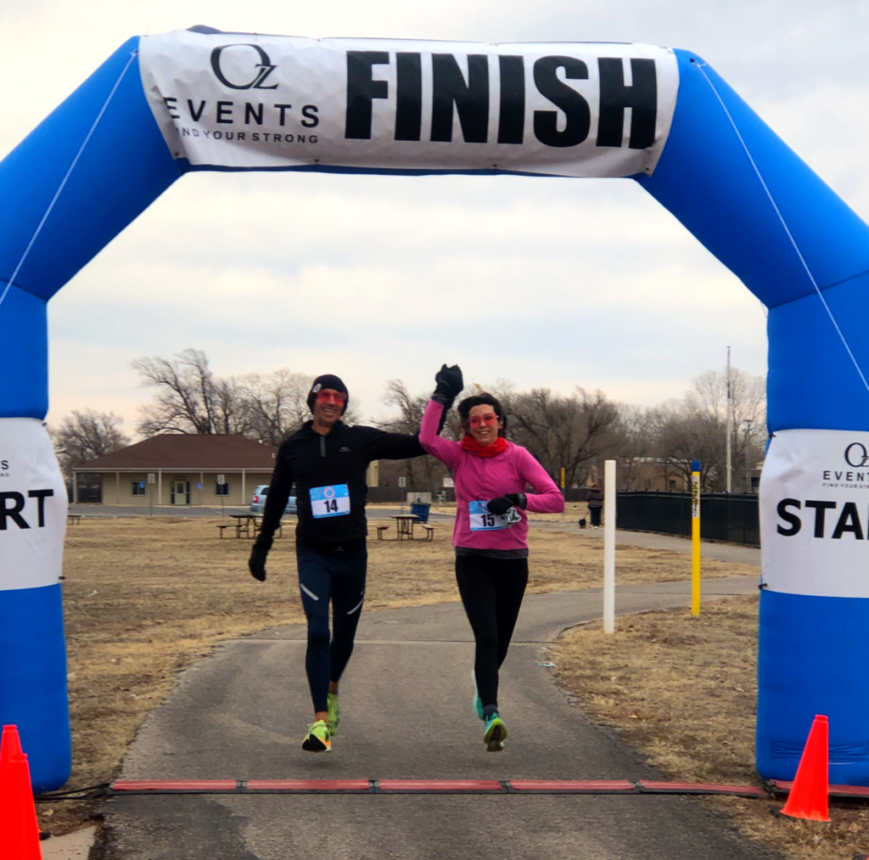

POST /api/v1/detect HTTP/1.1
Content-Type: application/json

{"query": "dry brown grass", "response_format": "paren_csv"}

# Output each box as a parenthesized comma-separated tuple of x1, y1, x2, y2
(551, 599, 869, 860)
(47, 516, 754, 836)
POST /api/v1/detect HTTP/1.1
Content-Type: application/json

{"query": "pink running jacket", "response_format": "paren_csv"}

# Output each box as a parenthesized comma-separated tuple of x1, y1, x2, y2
(420, 399, 565, 551)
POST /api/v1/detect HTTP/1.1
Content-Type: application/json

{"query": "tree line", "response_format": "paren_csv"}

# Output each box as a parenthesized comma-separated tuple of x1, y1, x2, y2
(52, 348, 766, 494)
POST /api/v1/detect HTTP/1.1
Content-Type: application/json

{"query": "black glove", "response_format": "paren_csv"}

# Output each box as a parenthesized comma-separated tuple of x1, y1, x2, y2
(248, 533, 273, 582)
(432, 364, 464, 409)
(486, 493, 527, 515)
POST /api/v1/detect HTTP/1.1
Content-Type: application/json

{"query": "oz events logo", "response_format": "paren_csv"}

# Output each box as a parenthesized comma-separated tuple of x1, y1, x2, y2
(844, 442, 869, 468)
(817, 441, 869, 487)
(210, 44, 279, 90)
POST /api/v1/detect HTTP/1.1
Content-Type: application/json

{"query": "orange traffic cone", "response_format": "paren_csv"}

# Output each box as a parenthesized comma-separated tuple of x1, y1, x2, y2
(0, 725, 23, 772)
(0, 725, 22, 839)
(0, 753, 43, 859)
(779, 714, 830, 822)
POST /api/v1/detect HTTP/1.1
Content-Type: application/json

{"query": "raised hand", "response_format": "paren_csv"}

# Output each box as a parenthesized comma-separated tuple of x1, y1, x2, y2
(433, 364, 464, 406)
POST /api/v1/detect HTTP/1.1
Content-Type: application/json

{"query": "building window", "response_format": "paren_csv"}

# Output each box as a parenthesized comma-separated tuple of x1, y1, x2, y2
(216, 482, 229, 496)
(132, 482, 146, 496)
(668, 479, 676, 490)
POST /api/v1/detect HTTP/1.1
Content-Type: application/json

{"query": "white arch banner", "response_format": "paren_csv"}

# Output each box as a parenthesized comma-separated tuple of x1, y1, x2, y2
(140, 31, 679, 175)
(762, 429, 869, 598)
(0, 419, 67, 592)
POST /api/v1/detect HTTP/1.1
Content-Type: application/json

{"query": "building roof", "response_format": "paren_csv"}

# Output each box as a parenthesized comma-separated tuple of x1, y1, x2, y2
(77, 435, 278, 471)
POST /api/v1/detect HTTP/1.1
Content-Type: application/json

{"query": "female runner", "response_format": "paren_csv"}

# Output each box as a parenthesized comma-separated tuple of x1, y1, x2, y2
(420, 364, 564, 750)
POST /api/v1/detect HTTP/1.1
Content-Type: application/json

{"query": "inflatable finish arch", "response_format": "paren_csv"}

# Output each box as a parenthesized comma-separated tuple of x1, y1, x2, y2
(3, 29, 869, 791)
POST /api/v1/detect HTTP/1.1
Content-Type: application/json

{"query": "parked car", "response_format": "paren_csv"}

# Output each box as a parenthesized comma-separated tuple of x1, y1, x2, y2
(250, 484, 297, 515)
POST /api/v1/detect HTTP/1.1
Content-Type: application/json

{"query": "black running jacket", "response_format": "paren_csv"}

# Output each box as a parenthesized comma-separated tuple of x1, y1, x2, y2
(259, 420, 425, 546)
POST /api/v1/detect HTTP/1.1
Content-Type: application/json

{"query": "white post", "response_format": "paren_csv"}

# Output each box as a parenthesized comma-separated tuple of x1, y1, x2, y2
(603, 459, 616, 634)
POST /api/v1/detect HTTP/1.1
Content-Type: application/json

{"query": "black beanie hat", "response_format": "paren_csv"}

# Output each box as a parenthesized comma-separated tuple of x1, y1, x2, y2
(307, 374, 349, 414)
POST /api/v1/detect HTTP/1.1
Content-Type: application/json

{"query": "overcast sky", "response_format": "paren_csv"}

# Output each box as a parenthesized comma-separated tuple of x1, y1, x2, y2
(3, 0, 868, 436)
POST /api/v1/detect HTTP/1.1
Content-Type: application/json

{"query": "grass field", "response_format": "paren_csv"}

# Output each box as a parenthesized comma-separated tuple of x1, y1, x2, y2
(552, 600, 869, 860)
(46, 515, 756, 838)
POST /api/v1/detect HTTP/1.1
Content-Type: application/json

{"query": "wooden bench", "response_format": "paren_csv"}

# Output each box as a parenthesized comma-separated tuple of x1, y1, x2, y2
(216, 524, 231, 538)
(67, 514, 82, 526)
(421, 524, 435, 541)
(376, 525, 390, 540)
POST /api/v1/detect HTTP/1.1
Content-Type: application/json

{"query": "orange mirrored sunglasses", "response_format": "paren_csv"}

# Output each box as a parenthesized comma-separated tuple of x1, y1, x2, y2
(468, 413, 498, 426)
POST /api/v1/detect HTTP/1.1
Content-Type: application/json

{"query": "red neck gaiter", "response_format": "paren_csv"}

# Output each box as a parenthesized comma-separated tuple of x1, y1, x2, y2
(461, 436, 508, 458)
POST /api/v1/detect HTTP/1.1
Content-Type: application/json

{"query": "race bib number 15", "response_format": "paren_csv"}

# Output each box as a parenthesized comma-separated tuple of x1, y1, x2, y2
(310, 484, 351, 518)
(469, 500, 521, 531)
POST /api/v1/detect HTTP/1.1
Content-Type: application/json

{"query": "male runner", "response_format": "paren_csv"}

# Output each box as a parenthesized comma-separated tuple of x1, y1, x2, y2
(248, 374, 427, 752)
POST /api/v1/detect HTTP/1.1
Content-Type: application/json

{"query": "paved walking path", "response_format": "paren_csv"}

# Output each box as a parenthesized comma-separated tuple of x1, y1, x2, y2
(96, 572, 776, 860)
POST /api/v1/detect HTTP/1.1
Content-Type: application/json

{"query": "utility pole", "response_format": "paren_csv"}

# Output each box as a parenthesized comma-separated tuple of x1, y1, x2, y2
(743, 419, 753, 493)
(725, 346, 733, 493)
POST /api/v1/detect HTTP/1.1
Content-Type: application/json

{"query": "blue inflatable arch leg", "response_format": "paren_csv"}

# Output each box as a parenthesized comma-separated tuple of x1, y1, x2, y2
(0, 39, 183, 791)
(640, 51, 869, 784)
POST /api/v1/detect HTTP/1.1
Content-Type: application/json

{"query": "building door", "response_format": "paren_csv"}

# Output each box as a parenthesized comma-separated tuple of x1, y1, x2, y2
(172, 480, 189, 505)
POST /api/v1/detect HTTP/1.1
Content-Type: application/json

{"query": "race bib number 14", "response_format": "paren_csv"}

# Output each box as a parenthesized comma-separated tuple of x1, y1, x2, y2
(469, 501, 521, 531)
(310, 484, 351, 518)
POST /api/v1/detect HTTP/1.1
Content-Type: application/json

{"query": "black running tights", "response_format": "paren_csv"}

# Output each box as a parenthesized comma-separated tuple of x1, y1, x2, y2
(455, 555, 529, 711)
(296, 544, 367, 713)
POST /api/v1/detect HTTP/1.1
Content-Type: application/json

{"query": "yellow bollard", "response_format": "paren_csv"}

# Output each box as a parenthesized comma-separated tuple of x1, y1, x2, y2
(691, 461, 701, 615)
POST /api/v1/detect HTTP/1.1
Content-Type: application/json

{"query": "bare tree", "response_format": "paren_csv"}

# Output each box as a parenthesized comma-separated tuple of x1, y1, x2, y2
(653, 367, 766, 491)
(721, 369, 767, 490)
(132, 349, 254, 437)
(380, 379, 428, 429)
(686, 368, 766, 443)
(504, 387, 620, 487)
(652, 402, 723, 490)
(50, 409, 131, 483)
(134, 351, 365, 442)
(611, 404, 656, 490)
(240, 369, 315, 446)
(376, 379, 447, 492)
(211, 377, 255, 436)
(132, 349, 219, 435)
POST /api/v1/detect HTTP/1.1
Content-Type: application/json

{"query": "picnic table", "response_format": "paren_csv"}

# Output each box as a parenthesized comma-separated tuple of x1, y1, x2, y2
(228, 514, 258, 539)
(391, 514, 420, 540)
(220, 515, 284, 539)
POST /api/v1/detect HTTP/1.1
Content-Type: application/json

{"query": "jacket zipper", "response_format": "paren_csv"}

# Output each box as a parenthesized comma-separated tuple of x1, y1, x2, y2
(320, 435, 326, 458)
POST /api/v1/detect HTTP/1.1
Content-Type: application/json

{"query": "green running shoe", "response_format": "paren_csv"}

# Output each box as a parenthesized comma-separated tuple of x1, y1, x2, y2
(302, 720, 331, 752)
(470, 670, 484, 721)
(327, 692, 341, 736)
(483, 714, 507, 752)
